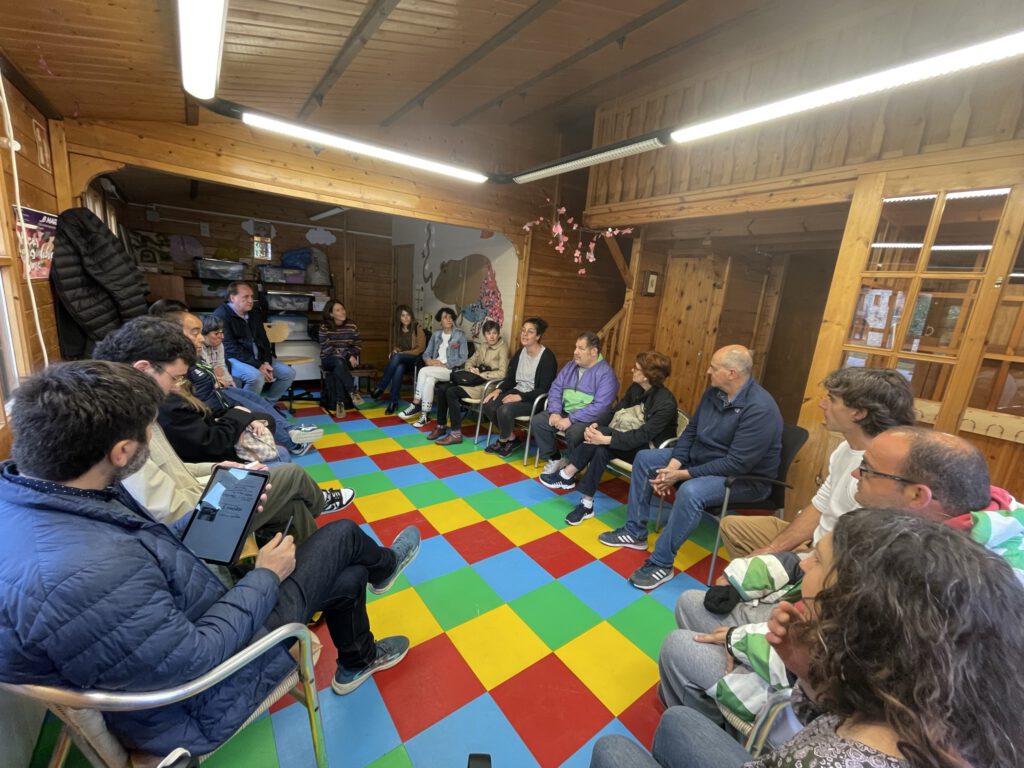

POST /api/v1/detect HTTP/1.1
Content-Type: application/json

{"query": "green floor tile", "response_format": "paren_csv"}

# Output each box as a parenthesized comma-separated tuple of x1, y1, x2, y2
(202, 716, 279, 768)
(416, 566, 503, 630)
(401, 480, 457, 509)
(29, 716, 92, 768)
(347, 428, 387, 442)
(688, 519, 724, 552)
(464, 488, 522, 518)
(393, 433, 429, 448)
(305, 463, 339, 484)
(596, 504, 628, 529)
(366, 572, 410, 603)
(607, 595, 677, 660)
(528, 498, 574, 530)
(344, 472, 397, 497)
(367, 745, 414, 768)
(442, 438, 481, 455)
(510, 581, 602, 650)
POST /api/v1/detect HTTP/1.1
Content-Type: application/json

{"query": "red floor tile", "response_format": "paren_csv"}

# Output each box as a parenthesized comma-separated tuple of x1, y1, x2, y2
(600, 547, 650, 579)
(270, 620, 336, 714)
(318, 443, 366, 463)
(370, 416, 408, 427)
(492, 654, 613, 767)
(597, 477, 631, 503)
(372, 450, 419, 470)
(423, 456, 471, 479)
(618, 683, 664, 750)
(521, 532, 595, 578)
(445, 520, 515, 564)
(478, 463, 529, 487)
(292, 406, 323, 418)
(684, 553, 728, 585)
(376, 634, 486, 741)
(369, 509, 440, 544)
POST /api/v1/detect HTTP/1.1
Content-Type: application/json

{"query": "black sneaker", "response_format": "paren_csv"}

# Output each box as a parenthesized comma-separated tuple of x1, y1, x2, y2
(539, 469, 575, 490)
(495, 438, 521, 457)
(399, 403, 422, 419)
(629, 560, 674, 590)
(564, 502, 594, 526)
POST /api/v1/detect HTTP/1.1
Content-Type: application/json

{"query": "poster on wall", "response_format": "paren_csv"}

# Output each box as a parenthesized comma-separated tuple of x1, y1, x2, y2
(12, 206, 57, 280)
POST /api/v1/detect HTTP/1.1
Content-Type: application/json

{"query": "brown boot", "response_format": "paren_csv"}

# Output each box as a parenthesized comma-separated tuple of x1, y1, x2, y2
(436, 431, 463, 446)
(426, 425, 448, 440)
(335, 403, 346, 419)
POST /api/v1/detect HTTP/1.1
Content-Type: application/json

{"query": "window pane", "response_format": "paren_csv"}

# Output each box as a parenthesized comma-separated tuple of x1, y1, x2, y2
(970, 360, 1024, 416)
(867, 197, 934, 271)
(900, 279, 978, 355)
(986, 239, 1024, 355)
(895, 358, 952, 401)
(926, 189, 1007, 272)
(847, 278, 909, 349)
(0, 271, 19, 400)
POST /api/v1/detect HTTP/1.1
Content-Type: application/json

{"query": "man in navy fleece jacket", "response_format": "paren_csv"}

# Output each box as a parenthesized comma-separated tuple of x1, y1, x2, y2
(599, 345, 782, 591)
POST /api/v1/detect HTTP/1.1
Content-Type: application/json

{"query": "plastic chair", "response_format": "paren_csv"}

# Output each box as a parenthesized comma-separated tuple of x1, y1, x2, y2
(718, 687, 796, 757)
(264, 321, 313, 411)
(479, 393, 548, 461)
(0, 623, 327, 768)
(459, 379, 500, 443)
(606, 409, 690, 482)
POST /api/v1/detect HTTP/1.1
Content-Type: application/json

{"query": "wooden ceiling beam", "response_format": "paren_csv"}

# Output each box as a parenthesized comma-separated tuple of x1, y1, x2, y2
(381, 0, 560, 127)
(297, 0, 402, 120)
(451, 0, 690, 127)
(0, 52, 61, 120)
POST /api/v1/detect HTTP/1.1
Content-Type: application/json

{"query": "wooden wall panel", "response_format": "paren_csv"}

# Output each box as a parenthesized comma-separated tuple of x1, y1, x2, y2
(962, 432, 1024, 501)
(619, 241, 668, 375)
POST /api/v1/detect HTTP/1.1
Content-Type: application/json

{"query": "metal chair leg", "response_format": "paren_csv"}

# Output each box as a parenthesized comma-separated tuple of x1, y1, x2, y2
(46, 726, 72, 768)
(297, 633, 328, 768)
(707, 487, 733, 586)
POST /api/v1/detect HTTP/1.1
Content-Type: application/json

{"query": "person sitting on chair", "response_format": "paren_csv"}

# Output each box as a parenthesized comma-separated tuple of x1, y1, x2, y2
(399, 307, 468, 427)
(426, 319, 509, 446)
(482, 317, 558, 457)
(600, 345, 783, 591)
(541, 351, 677, 527)
(213, 281, 295, 407)
(319, 299, 363, 419)
(0, 360, 421, 758)
(372, 304, 427, 415)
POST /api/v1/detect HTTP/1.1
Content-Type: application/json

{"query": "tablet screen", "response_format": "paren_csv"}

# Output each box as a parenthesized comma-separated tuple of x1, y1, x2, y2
(181, 467, 269, 564)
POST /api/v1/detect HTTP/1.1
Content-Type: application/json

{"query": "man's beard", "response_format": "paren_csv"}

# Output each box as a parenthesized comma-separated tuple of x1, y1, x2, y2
(113, 443, 150, 483)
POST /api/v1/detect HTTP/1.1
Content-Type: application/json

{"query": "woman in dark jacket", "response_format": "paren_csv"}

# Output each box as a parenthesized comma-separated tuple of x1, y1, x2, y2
(541, 351, 677, 525)
(319, 300, 363, 418)
(373, 304, 427, 415)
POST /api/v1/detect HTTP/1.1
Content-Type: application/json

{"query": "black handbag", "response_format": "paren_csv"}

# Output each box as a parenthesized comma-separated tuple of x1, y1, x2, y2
(451, 369, 486, 387)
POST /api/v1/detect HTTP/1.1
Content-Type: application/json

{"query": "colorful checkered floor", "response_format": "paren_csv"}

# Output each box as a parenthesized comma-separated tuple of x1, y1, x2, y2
(31, 400, 729, 768)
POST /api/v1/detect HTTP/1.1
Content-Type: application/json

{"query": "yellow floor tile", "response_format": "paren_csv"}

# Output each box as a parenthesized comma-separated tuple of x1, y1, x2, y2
(367, 588, 443, 648)
(406, 444, 453, 463)
(357, 489, 416, 522)
(556, 622, 659, 715)
(559, 518, 615, 559)
(489, 508, 557, 546)
(419, 498, 485, 534)
(358, 437, 404, 456)
(447, 605, 549, 689)
(518, 461, 544, 478)
(358, 406, 388, 417)
(458, 451, 507, 470)
(669, 538, 712, 571)
(314, 432, 354, 449)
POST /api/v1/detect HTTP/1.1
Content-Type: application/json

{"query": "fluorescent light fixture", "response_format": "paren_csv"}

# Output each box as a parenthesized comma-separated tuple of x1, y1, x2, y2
(870, 242, 992, 250)
(309, 206, 348, 221)
(946, 187, 1011, 199)
(241, 111, 488, 183)
(512, 134, 668, 184)
(177, 0, 227, 100)
(882, 194, 938, 203)
(670, 30, 1024, 145)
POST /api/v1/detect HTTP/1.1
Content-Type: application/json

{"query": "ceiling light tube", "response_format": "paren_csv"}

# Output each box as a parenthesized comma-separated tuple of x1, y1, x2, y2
(946, 187, 1011, 199)
(511, 131, 670, 184)
(309, 207, 348, 221)
(882, 194, 938, 203)
(177, 0, 227, 100)
(670, 30, 1024, 145)
(870, 243, 993, 250)
(241, 111, 488, 184)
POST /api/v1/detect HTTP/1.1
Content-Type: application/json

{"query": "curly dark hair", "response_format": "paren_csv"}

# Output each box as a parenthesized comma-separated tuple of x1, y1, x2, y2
(800, 509, 1024, 768)
(823, 368, 916, 437)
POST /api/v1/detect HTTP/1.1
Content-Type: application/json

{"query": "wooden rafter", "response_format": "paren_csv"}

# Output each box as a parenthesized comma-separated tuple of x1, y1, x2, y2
(604, 236, 632, 288)
(451, 0, 690, 127)
(297, 0, 402, 120)
(381, 0, 560, 127)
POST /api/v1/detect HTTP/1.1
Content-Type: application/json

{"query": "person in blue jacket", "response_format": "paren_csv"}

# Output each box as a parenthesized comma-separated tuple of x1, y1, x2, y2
(399, 306, 469, 427)
(530, 331, 619, 476)
(600, 345, 783, 591)
(0, 361, 420, 758)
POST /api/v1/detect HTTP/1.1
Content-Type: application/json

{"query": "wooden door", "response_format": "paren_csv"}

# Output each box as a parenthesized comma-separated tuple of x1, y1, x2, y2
(655, 252, 729, 413)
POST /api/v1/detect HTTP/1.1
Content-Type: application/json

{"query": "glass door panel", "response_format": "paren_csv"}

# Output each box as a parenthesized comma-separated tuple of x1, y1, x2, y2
(847, 278, 909, 349)
(866, 196, 933, 271)
(926, 188, 1008, 272)
(900, 279, 979, 355)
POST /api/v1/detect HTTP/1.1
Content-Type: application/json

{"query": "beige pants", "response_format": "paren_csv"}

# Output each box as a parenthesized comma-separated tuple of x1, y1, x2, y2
(719, 516, 810, 559)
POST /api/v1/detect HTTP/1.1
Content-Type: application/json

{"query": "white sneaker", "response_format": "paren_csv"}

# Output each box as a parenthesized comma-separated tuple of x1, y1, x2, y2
(542, 457, 567, 476)
(414, 413, 429, 427)
(289, 425, 324, 444)
(323, 487, 356, 513)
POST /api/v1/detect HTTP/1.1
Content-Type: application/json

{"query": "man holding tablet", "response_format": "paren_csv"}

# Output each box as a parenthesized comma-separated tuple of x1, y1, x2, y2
(0, 361, 421, 759)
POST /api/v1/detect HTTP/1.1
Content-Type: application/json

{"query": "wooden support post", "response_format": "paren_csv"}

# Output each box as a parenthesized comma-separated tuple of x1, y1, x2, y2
(605, 235, 632, 289)
(510, 230, 533, 337)
(614, 230, 645, 380)
(48, 120, 74, 212)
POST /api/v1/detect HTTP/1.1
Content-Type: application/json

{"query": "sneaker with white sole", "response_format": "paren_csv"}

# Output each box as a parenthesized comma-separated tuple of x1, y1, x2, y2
(413, 413, 429, 427)
(629, 560, 674, 590)
(369, 526, 421, 594)
(539, 469, 575, 490)
(332, 636, 410, 694)
(564, 502, 594, 526)
(289, 425, 324, 444)
(598, 527, 649, 550)
(323, 487, 356, 513)
(289, 442, 313, 457)
(399, 403, 422, 419)
(541, 457, 567, 476)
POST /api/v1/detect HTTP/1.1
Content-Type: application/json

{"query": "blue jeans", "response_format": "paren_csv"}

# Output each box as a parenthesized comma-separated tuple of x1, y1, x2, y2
(222, 387, 300, 449)
(379, 353, 418, 405)
(229, 358, 296, 403)
(626, 448, 768, 568)
(589, 706, 750, 768)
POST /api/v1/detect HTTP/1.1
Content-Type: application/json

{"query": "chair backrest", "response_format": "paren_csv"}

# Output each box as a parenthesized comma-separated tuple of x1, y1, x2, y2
(675, 409, 689, 436)
(767, 423, 810, 509)
(263, 322, 290, 344)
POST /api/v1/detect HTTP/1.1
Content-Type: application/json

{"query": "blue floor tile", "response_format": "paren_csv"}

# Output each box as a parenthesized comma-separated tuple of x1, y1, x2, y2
(441, 471, 495, 497)
(377, 423, 420, 437)
(402, 535, 468, 585)
(561, 719, 635, 768)
(383, 464, 436, 488)
(293, 452, 326, 467)
(290, 413, 335, 426)
(473, 548, 553, 603)
(501, 478, 557, 507)
(559, 560, 644, 619)
(327, 456, 381, 479)
(648, 570, 707, 613)
(404, 694, 539, 768)
(272, 680, 400, 768)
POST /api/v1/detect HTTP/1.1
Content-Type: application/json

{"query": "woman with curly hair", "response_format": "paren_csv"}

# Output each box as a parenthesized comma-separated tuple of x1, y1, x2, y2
(590, 508, 1024, 768)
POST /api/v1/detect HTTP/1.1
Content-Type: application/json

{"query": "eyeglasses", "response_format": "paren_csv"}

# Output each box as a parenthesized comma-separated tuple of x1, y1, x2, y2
(152, 363, 187, 386)
(857, 460, 916, 485)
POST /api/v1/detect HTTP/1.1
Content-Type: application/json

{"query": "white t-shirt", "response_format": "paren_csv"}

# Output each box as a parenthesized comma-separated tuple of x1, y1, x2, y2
(809, 440, 864, 544)
(437, 331, 452, 365)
